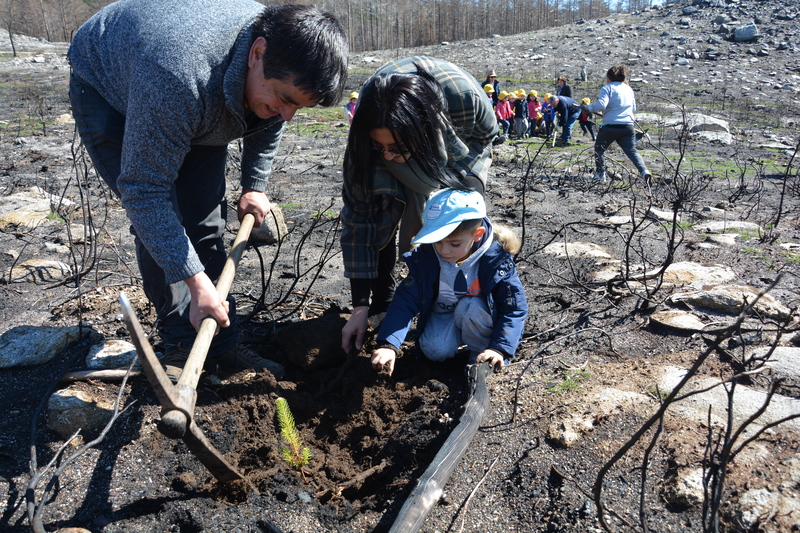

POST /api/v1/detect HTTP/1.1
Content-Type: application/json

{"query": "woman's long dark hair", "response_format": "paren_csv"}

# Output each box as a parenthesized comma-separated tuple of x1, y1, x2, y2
(344, 64, 467, 198)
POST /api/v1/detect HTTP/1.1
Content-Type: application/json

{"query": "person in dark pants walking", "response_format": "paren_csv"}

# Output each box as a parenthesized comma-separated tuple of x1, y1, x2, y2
(581, 65, 651, 183)
(578, 98, 596, 141)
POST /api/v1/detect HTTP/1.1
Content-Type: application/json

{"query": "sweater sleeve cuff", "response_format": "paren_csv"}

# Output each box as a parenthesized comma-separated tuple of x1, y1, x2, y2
(350, 278, 372, 308)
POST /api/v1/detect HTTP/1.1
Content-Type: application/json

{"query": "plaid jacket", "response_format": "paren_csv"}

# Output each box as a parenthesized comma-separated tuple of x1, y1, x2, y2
(341, 56, 498, 282)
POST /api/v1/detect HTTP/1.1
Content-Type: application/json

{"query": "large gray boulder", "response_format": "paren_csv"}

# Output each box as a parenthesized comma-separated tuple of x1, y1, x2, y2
(0, 325, 99, 368)
(47, 386, 116, 440)
(686, 113, 730, 133)
(734, 22, 759, 42)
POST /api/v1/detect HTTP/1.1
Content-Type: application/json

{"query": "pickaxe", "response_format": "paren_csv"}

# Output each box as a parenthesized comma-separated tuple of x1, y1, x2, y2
(119, 213, 257, 487)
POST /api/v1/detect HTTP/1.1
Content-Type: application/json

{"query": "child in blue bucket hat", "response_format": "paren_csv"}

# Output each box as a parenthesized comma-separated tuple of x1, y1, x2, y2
(371, 189, 528, 376)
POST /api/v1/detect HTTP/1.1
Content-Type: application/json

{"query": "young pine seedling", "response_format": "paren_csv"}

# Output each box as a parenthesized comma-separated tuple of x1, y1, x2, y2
(275, 397, 312, 470)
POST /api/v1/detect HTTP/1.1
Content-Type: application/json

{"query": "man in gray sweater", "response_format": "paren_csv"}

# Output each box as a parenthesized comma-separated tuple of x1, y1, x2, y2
(68, 0, 348, 378)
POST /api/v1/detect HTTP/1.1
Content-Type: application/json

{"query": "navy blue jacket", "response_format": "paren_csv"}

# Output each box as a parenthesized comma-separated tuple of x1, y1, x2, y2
(554, 96, 581, 126)
(513, 98, 529, 119)
(378, 235, 528, 358)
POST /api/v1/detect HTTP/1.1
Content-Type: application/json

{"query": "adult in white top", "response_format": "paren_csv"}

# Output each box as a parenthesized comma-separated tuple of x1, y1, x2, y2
(583, 65, 651, 183)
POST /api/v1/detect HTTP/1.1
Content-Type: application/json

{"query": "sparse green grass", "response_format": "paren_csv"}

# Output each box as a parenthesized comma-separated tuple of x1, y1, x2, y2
(782, 252, 800, 263)
(46, 210, 64, 223)
(740, 247, 768, 260)
(287, 104, 350, 136)
(676, 220, 693, 230)
(0, 116, 48, 136)
(279, 202, 303, 210)
(547, 369, 591, 394)
(647, 386, 670, 401)
(731, 228, 761, 240)
(312, 209, 337, 219)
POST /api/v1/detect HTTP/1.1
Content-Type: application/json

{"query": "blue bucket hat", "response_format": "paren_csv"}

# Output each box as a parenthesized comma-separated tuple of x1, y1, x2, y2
(412, 189, 486, 245)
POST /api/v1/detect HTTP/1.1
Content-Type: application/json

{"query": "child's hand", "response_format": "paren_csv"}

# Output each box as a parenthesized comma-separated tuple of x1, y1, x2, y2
(475, 349, 504, 371)
(371, 347, 396, 376)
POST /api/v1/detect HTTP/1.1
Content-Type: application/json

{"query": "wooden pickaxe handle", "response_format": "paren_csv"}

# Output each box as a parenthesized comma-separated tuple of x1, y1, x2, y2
(159, 212, 256, 438)
(119, 213, 259, 486)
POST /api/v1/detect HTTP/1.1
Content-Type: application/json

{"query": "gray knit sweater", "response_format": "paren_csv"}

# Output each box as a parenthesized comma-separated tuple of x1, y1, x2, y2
(68, 0, 284, 284)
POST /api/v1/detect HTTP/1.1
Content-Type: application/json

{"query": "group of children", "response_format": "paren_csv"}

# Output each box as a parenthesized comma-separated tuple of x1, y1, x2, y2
(484, 83, 597, 143)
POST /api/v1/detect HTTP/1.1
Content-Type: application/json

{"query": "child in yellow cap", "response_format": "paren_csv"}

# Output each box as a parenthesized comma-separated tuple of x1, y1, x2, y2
(495, 90, 512, 137)
(540, 93, 556, 138)
(483, 84, 496, 109)
(512, 90, 529, 138)
(578, 97, 595, 140)
(526, 90, 541, 136)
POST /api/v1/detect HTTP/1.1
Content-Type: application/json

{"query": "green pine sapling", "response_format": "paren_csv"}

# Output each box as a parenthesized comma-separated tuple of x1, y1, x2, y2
(275, 397, 312, 470)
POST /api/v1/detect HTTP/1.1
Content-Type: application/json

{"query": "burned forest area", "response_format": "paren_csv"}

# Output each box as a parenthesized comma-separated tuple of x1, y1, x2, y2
(1, 1, 800, 532)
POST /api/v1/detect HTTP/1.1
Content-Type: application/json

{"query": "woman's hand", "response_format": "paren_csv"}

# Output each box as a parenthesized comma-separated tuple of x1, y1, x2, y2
(341, 305, 369, 353)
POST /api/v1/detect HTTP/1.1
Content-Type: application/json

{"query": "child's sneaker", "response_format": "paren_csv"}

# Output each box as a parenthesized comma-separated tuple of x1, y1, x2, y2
(591, 172, 606, 182)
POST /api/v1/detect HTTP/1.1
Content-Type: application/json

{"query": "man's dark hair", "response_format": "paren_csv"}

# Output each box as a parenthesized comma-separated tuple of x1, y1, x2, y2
(254, 5, 348, 106)
(606, 65, 628, 83)
(344, 65, 468, 197)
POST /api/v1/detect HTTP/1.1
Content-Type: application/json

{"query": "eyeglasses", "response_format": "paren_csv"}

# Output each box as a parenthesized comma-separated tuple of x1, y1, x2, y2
(371, 144, 410, 157)
(489, 76, 497, 78)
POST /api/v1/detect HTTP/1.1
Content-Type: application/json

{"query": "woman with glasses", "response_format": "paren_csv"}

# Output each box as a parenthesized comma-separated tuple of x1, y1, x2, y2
(340, 56, 499, 354)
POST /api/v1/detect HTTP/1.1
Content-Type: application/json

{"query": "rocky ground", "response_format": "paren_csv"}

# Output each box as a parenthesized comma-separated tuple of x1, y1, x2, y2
(1, 1, 800, 532)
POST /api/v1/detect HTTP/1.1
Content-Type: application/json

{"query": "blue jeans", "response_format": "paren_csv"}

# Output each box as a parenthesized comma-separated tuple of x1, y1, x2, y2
(498, 119, 511, 135)
(560, 111, 580, 143)
(594, 124, 648, 176)
(69, 74, 238, 356)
